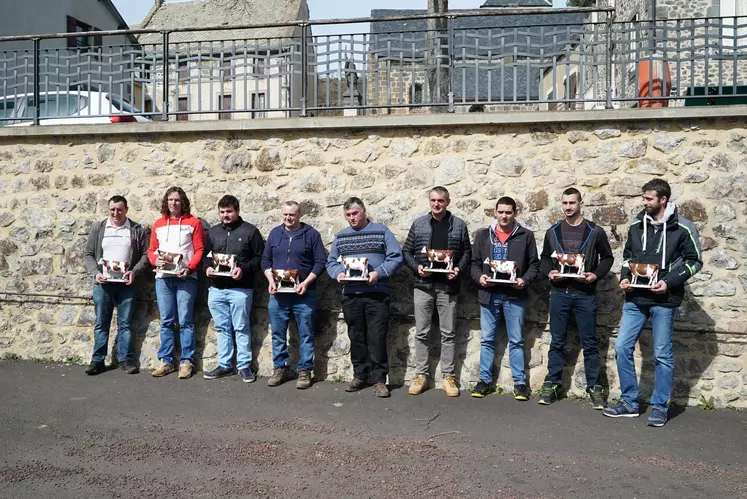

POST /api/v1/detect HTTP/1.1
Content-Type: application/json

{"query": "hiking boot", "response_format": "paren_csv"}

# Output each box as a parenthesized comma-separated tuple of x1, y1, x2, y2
(120, 362, 139, 375)
(296, 369, 312, 389)
(178, 360, 194, 379)
(239, 367, 256, 383)
(647, 407, 668, 427)
(514, 383, 529, 401)
(442, 376, 460, 397)
(267, 367, 288, 387)
(537, 381, 559, 405)
(203, 365, 233, 380)
(152, 361, 176, 377)
(373, 382, 390, 398)
(471, 380, 493, 398)
(408, 375, 427, 395)
(603, 402, 640, 418)
(345, 377, 368, 392)
(587, 385, 607, 410)
(84, 361, 105, 376)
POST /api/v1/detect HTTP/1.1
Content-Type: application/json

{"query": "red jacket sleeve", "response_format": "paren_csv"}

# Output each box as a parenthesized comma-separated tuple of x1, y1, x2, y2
(186, 219, 205, 271)
(147, 218, 162, 266)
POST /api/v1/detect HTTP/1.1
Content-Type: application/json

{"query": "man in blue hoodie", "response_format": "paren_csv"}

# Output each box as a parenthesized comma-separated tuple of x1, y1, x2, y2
(326, 197, 404, 398)
(262, 201, 327, 389)
(603, 178, 702, 427)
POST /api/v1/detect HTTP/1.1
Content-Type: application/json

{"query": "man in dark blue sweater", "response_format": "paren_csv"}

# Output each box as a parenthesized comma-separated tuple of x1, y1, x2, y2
(261, 201, 327, 389)
(326, 197, 404, 398)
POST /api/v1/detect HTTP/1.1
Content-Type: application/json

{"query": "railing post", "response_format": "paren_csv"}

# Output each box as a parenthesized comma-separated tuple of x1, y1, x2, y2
(32, 38, 40, 126)
(161, 30, 169, 121)
(300, 22, 308, 117)
(448, 15, 455, 113)
(605, 14, 614, 109)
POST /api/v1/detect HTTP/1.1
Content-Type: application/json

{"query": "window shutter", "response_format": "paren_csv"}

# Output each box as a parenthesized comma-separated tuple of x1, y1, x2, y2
(66, 16, 77, 48)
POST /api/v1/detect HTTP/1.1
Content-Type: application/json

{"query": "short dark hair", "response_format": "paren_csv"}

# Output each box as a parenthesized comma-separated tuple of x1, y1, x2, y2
(429, 186, 450, 201)
(641, 178, 671, 201)
(160, 187, 191, 216)
(561, 187, 582, 201)
(343, 197, 366, 212)
(108, 195, 128, 207)
(495, 196, 517, 213)
(218, 195, 240, 211)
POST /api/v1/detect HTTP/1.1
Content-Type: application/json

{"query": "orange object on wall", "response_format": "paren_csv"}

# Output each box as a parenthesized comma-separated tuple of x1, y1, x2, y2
(637, 59, 672, 108)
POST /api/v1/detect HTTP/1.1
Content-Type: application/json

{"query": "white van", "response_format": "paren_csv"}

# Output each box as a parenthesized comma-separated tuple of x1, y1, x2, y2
(0, 91, 152, 126)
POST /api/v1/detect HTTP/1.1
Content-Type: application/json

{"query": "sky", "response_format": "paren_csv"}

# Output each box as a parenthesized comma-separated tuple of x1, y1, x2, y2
(112, 0, 568, 28)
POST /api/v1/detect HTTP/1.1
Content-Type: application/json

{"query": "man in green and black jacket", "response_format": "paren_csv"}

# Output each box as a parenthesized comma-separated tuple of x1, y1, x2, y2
(538, 187, 614, 409)
(603, 179, 702, 427)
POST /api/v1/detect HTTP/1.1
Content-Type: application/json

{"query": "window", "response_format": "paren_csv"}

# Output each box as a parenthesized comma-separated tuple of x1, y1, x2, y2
(251, 93, 266, 118)
(177, 97, 188, 121)
(177, 59, 189, 80)
(722, 0, 747, 50)
(221, 57, 233, 79)
(251, 57, 268, 76)
(219, 94, 232, 120)
(0, 98, 18, 125)
(66, 16, 102, 50)
(24, 95, 84, 118)
(409, 83, 423, 109)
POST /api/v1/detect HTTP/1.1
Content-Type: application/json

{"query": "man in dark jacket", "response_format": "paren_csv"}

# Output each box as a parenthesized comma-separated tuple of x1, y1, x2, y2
(202, 195, 264, 383)
(470, 197, 539, 400)
(261, 201, 327, 389)
(403, 186, 471, 397)
(538, 187, 614, 409)
(82, 195, 150, 375)
(603, 179, 702, 427)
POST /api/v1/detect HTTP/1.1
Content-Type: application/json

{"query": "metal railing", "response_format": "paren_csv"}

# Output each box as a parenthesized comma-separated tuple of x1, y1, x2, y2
(0, 8, 746, 125)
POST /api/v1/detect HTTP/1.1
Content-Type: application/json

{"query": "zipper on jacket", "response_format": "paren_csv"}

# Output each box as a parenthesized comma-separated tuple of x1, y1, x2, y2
(286, 236, 293, 268)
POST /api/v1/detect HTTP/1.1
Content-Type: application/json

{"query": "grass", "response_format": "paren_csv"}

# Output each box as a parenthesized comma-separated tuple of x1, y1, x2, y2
(697, 395, 717, 411)
(2, 353, 21, 361)
(331, 374, 346, 383)
(2, 353, 85, 365)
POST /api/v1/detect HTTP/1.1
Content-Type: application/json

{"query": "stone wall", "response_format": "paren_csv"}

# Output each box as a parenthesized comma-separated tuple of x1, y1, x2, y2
(1, 116, 747, 407)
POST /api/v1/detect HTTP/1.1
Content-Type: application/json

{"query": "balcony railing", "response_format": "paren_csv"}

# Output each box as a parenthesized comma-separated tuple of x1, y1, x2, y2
(0, 8, 745, 125)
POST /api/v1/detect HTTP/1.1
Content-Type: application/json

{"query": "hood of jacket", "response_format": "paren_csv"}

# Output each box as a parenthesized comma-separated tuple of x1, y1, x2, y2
(635, 203, 679, 269)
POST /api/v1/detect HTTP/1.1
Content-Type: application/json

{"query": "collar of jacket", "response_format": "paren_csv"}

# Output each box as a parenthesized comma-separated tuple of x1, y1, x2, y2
(221, 216, 244, 231)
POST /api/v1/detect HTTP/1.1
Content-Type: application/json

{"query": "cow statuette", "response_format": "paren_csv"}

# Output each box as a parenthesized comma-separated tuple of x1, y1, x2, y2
(207, 251, 237, 277)
(551, 251, 585, 277)
(421, 246, 455, 273)
(628, 262, 659, 288)
(337, 256, 369, 281)
(483, 258, 517, 283)
(98, 258, 129, 282)
(272, 268, 300, 292)
(154, 250, 185, 274)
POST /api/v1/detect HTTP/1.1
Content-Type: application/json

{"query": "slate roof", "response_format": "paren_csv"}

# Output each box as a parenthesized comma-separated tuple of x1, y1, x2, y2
(480, 0, 553, 7)
(369, 8, 585, 100)
(137, 0, 305, 45)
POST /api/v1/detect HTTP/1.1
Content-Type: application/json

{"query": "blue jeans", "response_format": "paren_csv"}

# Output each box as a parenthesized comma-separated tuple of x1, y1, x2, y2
(207, 287, 253, 370)
(268, 290, 316, 371)
(155, 277, 197, 364)
(479, 294, 527, 385)
(546, 291, 601, 389)
(92, 283, 136, 363)
(615, 301, 675, 412)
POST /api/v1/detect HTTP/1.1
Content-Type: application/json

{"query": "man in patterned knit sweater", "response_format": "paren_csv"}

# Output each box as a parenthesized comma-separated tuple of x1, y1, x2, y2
(326, 197, 404, 398)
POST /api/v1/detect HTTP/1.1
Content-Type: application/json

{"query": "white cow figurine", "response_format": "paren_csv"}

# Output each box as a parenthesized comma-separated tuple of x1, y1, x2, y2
(98, 258, 129, 280)
(484, 258, 517, 282)
(421, 246, 454, 271)
(628, 262, 659, 286)
(207, 251, 237, 275)
(551, 251, 585, 276)
(337, 256, 369, 279)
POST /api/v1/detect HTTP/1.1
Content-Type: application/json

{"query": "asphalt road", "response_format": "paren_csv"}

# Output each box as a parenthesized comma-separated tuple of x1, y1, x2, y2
(0, 360, 745, 498)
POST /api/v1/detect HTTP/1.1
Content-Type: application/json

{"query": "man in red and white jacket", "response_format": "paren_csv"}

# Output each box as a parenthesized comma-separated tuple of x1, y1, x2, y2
(148, 186, 205, 379)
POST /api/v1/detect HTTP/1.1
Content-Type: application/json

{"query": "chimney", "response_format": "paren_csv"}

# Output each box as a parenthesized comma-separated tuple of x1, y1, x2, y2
(155, 0, 165, 6)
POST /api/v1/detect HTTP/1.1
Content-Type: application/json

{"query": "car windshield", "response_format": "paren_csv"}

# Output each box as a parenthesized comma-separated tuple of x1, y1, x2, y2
(0, 98, 17, 125)
(106, 94, 141, 114)
(22, 94, 86, 118)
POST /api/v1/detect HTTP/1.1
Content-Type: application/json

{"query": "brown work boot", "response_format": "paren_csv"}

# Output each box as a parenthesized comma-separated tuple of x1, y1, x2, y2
(373, 382, 390, 398)
(442, 376, 460, 397)
(267, 367, 288, 387)
(296, 369, 312, 390)
(151, 361, 176, 377)
(178, 360, 194, 379)
(408, 375, 427, 395)
(345, 377, 368, 392)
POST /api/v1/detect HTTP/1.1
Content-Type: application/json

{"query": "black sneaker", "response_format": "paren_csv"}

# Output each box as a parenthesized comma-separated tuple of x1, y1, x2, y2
(203, 365, 234, 380)
(471, 380, 493, 398)
(514, 383, 529, 401)
(84, 361, 105, 375)
(587, 385, 607, 410)
(120, 362, 139, 375)
(239, 367, 256, 383)
(537, 381, 559, 405)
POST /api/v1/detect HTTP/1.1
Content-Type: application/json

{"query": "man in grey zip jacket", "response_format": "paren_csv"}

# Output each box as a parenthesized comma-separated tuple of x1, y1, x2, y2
(402, 186, 471, 397)
(82, 195, 150, 375)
